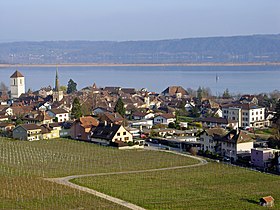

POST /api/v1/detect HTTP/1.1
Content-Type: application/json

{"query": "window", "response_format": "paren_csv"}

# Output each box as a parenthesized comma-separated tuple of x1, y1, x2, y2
(14, 79, 16, 85)
(117, 132, 120, 136)
(252, 118, 254, 121)
(125, 137, 129, 141)
(123, 132, 126, 135)
(20, 79, 22, 85)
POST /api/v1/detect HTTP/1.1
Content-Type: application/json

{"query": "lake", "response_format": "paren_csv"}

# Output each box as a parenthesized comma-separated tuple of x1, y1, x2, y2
(0, 65, 279, 95)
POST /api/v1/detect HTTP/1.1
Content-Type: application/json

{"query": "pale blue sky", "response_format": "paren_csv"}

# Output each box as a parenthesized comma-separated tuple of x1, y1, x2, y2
(0, 0, 279, 41)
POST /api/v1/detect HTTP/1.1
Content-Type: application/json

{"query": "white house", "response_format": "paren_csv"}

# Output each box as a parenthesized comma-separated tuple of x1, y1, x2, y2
(220, 130, 254, 161)
(199, 128, 228, 153)
(47, 108, 69, 122)
(91, 124, 133, 145)
(153, 113, 176, 125)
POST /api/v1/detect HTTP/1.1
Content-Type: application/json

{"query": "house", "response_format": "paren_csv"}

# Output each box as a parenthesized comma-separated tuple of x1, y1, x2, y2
(13, 124, 41, 141)
(199, 117, 238, 129)
(259, 196, 274, 207)
(0, 115, 9, 122)
(239, 95, 258, 104)
(162, 86, 188, 98)
(153, 113, 176, 125)
(0, 122, 15, 132)
(93, 107, 111, 116)
(23, 111, 53, 125)
(91, 124, 133, 146)
(59, 121, 73, 137)
(47, 108, 69, 122)
(98, 112, 124, 125)
(251, 148, 280, 169)
(220, 130, 254, 161)
(221, 103, 266, 128)
(132, 112, 154, 120)
(40, 124, 60, 139)
(70, 116, 99, 141)
(199, 128, 228, 153)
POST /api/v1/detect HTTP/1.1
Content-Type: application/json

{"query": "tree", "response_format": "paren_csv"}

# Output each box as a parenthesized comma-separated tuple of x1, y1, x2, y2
(272, 99, 280, 135)
(222, 88, 231, 99)
(60, 85, 67, 92)
(114, 97, 125, 117)
(67, 79, 77, 94)
(71, 97, 82, 119)
(197, 86, 202, 102)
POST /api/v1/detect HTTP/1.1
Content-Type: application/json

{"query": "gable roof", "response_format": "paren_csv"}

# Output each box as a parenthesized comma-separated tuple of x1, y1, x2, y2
(91, 124, 121, 140)
(79, 116, 99, 128)
(261, 196, 274, 203)
(155, 113, 175, 119)
(49, 108, 68, 114)
(162, 86, 188, 96)
(203, 127, 228, 137)
(10, 70, 24, 78)
(200, 117, 237, 124)
(221, 130, 253, 144)
(19, 124, 41, 131)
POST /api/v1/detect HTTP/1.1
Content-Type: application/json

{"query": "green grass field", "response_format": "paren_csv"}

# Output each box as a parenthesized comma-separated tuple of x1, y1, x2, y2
(0, 137, 197, 209)
(73, 163, 280, 210)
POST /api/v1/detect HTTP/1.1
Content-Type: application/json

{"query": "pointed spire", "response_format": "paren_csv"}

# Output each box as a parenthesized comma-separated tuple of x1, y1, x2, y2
(55, 66, 60, 91)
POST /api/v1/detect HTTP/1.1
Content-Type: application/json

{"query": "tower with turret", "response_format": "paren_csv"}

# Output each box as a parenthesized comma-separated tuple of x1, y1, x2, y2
(10, 70, 25, 98)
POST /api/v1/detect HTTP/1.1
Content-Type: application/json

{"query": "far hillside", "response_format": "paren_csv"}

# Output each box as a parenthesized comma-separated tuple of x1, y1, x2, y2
(0, 34, 280, 64)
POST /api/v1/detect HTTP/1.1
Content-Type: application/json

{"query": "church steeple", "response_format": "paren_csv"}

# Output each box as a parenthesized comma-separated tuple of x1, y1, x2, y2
(55, 67, 60, 92)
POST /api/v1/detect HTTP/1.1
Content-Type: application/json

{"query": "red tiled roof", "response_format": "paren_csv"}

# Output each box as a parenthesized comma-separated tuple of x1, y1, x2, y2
(261, 196, 274, 203)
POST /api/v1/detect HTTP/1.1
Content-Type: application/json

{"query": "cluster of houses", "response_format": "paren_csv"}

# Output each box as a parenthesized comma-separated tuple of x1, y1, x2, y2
(0, 70, 280, 171)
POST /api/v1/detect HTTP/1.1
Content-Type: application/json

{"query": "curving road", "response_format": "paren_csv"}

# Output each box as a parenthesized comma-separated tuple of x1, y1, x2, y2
(45, 150, 207, 210)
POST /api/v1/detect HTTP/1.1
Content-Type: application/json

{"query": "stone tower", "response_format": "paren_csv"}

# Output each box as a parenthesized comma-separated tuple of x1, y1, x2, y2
(10, 70, 25, 98)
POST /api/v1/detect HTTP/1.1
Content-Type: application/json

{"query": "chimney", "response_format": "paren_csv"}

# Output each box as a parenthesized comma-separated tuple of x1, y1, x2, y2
(110, 123, 113, 127)
(104, 120, 107, 126)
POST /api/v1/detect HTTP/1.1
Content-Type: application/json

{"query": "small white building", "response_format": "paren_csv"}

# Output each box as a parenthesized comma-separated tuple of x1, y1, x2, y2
(153, 113, 176, 125)
(47, 108, 69, 122)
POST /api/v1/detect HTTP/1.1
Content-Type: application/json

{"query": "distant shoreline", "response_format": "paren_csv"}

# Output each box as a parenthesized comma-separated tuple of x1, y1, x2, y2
(0, 62, 280, 68)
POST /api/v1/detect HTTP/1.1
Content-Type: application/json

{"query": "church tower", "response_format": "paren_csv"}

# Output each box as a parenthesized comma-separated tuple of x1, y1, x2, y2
(53, 68, 63, 102)
(10, 70, 25, 98)
(54, 68, 60, 91)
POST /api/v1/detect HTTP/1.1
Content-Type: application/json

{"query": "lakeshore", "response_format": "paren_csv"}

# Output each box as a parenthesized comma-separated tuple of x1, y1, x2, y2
(1, 62, 280, 68)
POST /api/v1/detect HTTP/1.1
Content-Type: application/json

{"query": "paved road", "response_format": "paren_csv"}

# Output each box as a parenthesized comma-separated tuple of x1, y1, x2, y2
(45, 150, 207, 210)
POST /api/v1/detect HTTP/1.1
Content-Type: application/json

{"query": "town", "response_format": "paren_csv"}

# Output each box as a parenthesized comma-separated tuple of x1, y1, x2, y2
(0, 69, 280, 175)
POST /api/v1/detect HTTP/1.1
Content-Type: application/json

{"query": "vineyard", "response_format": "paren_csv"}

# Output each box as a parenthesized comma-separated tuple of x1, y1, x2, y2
(0, 137, 197, 209)
(73, 163, 280, 209)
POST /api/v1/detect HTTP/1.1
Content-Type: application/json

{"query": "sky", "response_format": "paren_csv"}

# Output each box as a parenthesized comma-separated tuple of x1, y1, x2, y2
(0, 0, 279, 42)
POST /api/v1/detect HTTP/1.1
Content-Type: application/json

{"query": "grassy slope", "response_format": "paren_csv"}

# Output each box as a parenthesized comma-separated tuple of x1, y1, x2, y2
(0, 137, 197, 209)
(73, 163, 280, 210)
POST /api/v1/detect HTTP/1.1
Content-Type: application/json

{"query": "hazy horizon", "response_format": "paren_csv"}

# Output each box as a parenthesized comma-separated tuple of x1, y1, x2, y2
(1, 0, 279, 42)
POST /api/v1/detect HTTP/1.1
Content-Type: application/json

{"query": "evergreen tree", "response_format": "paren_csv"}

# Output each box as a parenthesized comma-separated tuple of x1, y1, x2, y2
(114, 97, 125, 117)
(71, 97, 82, 119)
(222, 88, 231, 99)
(67, 79, 77, 94)
(274, 99, 280, 122)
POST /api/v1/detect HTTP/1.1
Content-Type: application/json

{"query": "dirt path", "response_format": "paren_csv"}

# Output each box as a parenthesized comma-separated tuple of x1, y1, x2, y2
(45, 150, 207, 210)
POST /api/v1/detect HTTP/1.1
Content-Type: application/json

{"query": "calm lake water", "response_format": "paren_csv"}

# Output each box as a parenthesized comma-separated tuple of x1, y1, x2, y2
(0, 65, 279, 95)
